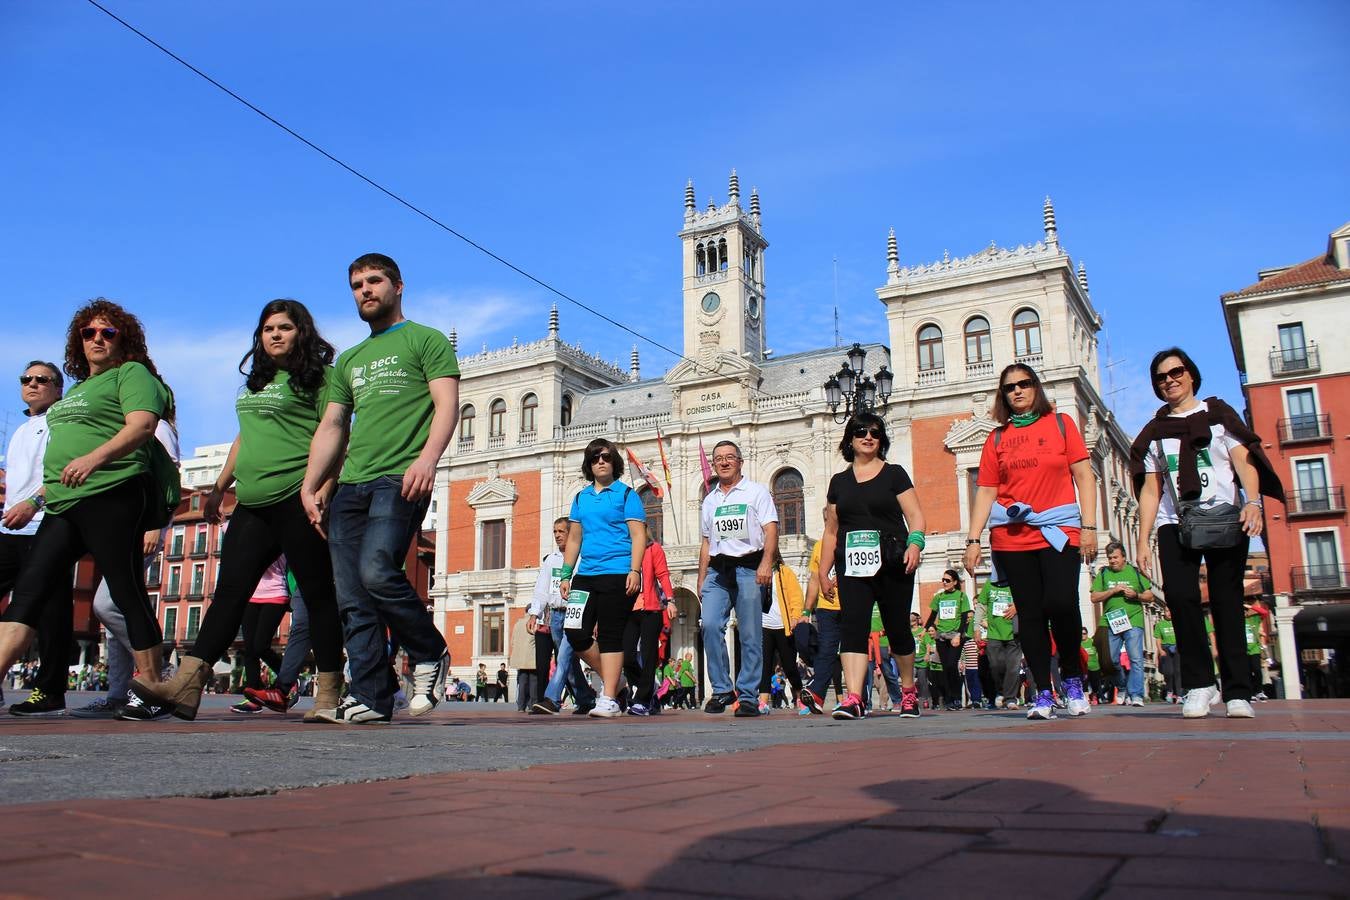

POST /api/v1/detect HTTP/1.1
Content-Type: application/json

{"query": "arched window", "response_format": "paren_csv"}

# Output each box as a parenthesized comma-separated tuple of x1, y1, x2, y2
(696, 242, 706, 276)
(560, 393, 573, 427)
(964, 316, 992, 364)
(917, 325, 944, 371)
(640, 487, 663, 544)
(520, 393, 538, 434)
(772, 468, 805, 536)
(488, 398, 506, 436)
(717, 238, 728, 271)
(1013, 308, 1042, 357)
(459, 404, 476, 442)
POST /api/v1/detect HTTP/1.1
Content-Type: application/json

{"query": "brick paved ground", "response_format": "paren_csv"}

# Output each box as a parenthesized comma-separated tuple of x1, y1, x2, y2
(1, 699, 1346, 898)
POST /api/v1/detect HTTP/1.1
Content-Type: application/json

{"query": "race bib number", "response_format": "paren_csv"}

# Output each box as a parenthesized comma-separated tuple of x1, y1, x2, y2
(844, 530, 882, 578)
(1246, 625, 1257, 645)
(549, 567, 563, 599)
(713, 504, 750, 541)
(1105, 607, 1131, 635)
(1166, 448, 1215, 494)
(564, 590, 590, 629)
(938, 599, 957, 621)
(992, 599, 1010, 618)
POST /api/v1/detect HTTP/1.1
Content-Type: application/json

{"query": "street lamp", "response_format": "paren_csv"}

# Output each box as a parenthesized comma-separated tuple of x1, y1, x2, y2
(823, 342, 893, 423)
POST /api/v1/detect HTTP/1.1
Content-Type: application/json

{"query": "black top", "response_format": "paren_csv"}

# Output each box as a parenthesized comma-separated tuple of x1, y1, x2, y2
(827, 462, 914, 559)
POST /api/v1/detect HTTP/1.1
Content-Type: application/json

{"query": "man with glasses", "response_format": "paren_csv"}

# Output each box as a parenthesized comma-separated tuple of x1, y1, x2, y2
(698, 440, 778, 716)
(2, 363, 74, 716)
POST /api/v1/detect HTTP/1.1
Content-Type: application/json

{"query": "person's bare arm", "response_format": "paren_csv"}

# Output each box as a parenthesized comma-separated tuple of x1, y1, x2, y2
(302, 401, 351, 535)
(1070, 458, 1098, 562)
(403, 376, 459, 502)
(60, 410, 158, 487)
(963, 485, 997, 574)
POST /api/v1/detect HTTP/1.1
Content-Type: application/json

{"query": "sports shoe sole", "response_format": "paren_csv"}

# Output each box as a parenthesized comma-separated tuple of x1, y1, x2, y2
(9, 708, 69, 718)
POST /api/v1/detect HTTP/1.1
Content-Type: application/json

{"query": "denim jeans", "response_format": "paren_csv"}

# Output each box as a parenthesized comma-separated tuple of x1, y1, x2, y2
(700, 565, 764, 703)
(544, 608, 595, 706)
(276, 587, 311, 688)
(807, 608, 842, 701)
(1108, 625, 1145, 700)
(864, 651, 903, 709)
(329, 477, 447, 716)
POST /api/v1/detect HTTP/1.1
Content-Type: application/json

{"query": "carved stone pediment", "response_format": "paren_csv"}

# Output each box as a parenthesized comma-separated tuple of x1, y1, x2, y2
(665, 349, 759, 385)
(467, 476, 518, 507)
(944, 416, 998, 454)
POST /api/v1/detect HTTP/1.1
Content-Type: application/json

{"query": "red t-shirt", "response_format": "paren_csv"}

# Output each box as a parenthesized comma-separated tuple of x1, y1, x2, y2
(976, 413, 1089, 552)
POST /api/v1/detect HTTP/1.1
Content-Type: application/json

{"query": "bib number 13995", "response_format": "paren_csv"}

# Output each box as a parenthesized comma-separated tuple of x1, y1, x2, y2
(844, 530, 882, 578)
(564, 590, 590, 629)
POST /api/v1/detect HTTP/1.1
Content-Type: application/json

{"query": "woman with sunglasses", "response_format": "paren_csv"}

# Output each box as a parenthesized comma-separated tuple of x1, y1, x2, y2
(818, 412, 926, 720)
(964, 364, 1097, 721)
(559, 438, 647, 718)
(924, 569, 970, 710)
(135, 299, 346, 720)
(1129, 347, 1282, 720)
(0, 301, 171, 687)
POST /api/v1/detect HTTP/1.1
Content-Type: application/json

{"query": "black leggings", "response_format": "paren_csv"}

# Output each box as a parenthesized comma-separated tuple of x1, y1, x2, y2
(190, 493, 343, 672)
(836, 564, 917, 656)
(565, 574, 629, 655)
(1156, 524, 1252, 700)
(623, 609, 664, 705)
(241, 602, 287, 689)
(4, 478, 160, 650)
(760, 627, 804, 694)
(0, 533, 74, 698)
(992, 544, 1083, 689)
(935, 637, 964, 704)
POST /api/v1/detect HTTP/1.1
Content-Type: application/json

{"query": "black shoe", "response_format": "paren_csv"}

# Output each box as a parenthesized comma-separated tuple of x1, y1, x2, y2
(9, 689, 67, 717)
(703, 692, 736, 714)
(734, 700, 760, 718)
(572, 702, 595, 716)
(530, 697, 560, 715)
(116, 694, 171, 720)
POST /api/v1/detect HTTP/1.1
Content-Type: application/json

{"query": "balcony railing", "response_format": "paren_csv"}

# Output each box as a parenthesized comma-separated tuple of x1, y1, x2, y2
(1277, 414, 1332, 444)
(1290, 565, 1350, 594)
(165, 547, 185, 561)
(487, 434, 505, 449)
(1015, 352, 1044, 369)
(965, 360, 994, 379)
(1286, 486, 1346, 517)
(518, 430, 537, 445)
(1270, 343, 1320, 376)
(917, 367, 946, 386)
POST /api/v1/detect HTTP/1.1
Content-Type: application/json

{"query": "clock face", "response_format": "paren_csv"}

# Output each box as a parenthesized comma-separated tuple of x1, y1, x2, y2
(701, 292, 721, 313)
(747, 297, 760, 320)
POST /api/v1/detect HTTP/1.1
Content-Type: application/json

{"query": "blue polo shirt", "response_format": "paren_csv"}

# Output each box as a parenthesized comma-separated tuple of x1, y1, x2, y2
(569, 481, 646, 576)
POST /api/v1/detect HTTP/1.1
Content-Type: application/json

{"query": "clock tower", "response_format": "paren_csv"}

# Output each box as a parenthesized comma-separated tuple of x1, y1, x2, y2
(678, 170, 769, 369)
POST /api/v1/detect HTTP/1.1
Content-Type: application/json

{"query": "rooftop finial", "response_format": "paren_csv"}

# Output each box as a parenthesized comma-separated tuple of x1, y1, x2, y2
(728, 168, 740, 206)
(448, 326, 458, 351)
(684, 179, 695, 221)
(750, 186, 761, 227)
(1043, 195, 1058, 245)
(707, 196, 716, 212)
(630, 345, 640, 381)
(1077, 261, 1089, 294)
(886, 227, 899, 276)
(548, 302, 559, 338)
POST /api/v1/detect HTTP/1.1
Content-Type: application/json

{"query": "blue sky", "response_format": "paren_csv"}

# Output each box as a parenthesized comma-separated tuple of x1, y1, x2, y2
(4, 1, 1348, 454)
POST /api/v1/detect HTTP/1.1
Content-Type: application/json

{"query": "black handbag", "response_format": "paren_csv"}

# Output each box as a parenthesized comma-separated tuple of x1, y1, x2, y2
(1157, 441, 1244, 550)
(882, 534, 906, 570)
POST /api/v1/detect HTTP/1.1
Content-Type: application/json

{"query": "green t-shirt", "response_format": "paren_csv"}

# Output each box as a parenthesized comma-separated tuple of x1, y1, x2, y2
(328, 321, 460, 484)
(1244, 613, 1264, 656)
(929, 589, 970, 634)
(1093, 564, 1151, 629)
(869, 609, 889, 648)
(43, 362, 168, 515)
(977, 582, 1015, 642)
(912, 628, 928, 667)
(234, 369, 332, 507)
(677, 659, 696, 687)
(1153, 619, 1176, 645)
(926, 635, 943, 671)
(1082, 638, 1100, 671)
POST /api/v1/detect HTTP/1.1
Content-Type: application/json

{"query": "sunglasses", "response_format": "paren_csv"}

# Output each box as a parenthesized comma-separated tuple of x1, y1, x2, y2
(1000, 378, 1035, 394)
(940, 577, 954, 584)
(19, 375, 55, 386)
(80, 326, 120, 342)
(852, 427, 883, 440)
(1153, 365, 1188, 385)
(589, 450, 614, 463)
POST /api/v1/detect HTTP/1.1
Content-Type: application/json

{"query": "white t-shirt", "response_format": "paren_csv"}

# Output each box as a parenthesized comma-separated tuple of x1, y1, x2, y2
(762, 591, 783, 630)
(700, 476, 779, 557)
(529, 548, 566, 615)
(1143, 402, 1241, 526)
(1, 410, 51, 537)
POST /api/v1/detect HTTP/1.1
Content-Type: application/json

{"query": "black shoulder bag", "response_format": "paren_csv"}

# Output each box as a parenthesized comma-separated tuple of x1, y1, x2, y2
(1156, 440, 1243, 550)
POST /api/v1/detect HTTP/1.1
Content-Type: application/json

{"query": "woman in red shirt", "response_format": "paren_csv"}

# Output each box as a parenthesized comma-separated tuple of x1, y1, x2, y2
(963, 364, 1098, 720)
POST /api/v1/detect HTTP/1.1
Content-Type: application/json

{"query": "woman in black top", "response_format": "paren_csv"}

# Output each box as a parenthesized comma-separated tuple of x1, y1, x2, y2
(818, 412, 927, 720)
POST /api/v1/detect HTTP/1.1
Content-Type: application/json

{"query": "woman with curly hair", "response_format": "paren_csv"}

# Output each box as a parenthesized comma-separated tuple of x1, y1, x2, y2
(135, 299, 346, 721)
(0, 300, 172, 686)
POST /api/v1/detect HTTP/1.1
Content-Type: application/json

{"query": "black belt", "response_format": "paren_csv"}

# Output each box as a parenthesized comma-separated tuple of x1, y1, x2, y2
(710, 550, 763, 574)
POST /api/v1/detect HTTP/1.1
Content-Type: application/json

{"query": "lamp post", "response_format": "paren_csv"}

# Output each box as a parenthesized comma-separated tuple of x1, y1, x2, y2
(822, 342, 893, 423)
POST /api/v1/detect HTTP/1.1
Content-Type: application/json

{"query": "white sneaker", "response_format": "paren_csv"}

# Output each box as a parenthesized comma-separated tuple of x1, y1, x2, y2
(994, 695, 1004, 709)
(1181, 687, 1217, 718)
(1226, 699, 1255, 719)
(1129, 696, 1145, 708)
(408, 651, 448, 717)
(588, 695, 621, 718)
(1253, 692, 1268, 702)
(317, 695, 391, 725)
(1114, 694, 1126, 706)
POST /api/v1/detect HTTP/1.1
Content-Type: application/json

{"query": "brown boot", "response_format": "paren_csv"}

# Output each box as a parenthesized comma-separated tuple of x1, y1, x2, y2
(131, 645, 164, 683)
(130, 656, 211, 721)
(304, 671, 344, 723)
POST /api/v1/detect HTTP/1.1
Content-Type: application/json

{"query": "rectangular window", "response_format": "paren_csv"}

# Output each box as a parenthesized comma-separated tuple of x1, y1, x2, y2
(170, 526, 185, 556)
(217, 524, 226, 552)
(480, 604, 505, 656)
(1286, 388, 1318, 439)
(167, 565, 181, 596)
(1304, 532, 1340, 588)
(1294, 459, 1330, 512)
(190, 563, 205, 596)
(186, 606, 201, 640)
(481, 519, 507, 570)
(193, 527, 208, 555)
(1278, 322, 1307, 366)
(163, 607, 178, 642)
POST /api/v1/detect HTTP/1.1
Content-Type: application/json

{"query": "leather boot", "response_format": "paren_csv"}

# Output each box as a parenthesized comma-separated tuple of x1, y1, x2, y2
(131, 655, 211, 721)
(304, 671, 344, 723)
(132, 645, 164, 683)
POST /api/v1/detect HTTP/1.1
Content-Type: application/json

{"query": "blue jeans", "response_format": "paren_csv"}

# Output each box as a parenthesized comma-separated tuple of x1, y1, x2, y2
(864, 652, 902, 709)
(328, 477, 447, 716)
(544, 608, 595, 706)
(277, 588, 311, 688)
(1108, 625, 1145, 700)
(700, 565, 764, 703)
(808, 608, 842, 701)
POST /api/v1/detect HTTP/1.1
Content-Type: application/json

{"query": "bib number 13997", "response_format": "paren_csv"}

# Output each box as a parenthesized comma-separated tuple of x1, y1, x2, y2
(564, 591, 590, 629)
(844, 530, 882, 578)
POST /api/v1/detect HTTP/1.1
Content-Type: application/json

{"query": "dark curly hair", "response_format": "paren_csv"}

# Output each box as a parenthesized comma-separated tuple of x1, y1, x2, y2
(238, 299, 335, 398)
(838, 411, 890, 461)
(63, 299, 175, 421)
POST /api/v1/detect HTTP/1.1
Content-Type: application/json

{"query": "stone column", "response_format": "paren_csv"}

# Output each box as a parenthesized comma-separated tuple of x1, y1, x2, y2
(1274, 593, 1302, 700)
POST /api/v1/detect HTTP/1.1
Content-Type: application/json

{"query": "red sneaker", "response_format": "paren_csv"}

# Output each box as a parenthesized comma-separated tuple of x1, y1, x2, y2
(244, 685, 290, 713)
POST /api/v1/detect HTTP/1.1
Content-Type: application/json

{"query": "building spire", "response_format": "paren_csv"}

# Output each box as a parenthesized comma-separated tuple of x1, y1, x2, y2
(684, 179, 696, 221)
(630, 345, 640, 381)
(548, 302, 559, 338)
(886, 227, 899, 278)
(1043, 195, 1058, 246)
(706, 196, 716, 212)
(448, 326, 458, 351)
(728, 168, 740, 207)
(1077, 261, 1090, 295)
(750, 186, 761, 228)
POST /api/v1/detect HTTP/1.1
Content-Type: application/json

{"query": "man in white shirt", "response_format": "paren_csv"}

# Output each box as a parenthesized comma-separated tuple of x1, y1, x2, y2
(529, 517, 597, 714)
(1, 362, 73, 717)
(698, 441, 779, 717)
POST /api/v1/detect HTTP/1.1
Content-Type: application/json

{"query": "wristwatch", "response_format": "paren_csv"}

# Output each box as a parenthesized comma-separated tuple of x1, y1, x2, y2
(26, 495, 45, 511)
